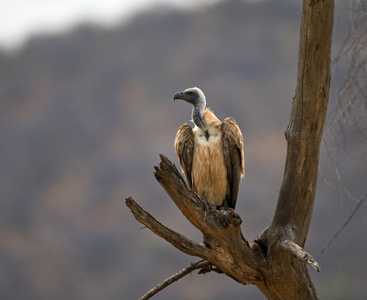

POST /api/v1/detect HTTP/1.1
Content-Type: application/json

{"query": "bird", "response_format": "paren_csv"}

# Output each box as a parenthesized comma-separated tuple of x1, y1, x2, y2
(174, 87, 244, 209)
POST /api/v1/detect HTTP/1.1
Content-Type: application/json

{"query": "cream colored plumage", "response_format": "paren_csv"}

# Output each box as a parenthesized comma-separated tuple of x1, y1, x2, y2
(174, 87, 244, 208)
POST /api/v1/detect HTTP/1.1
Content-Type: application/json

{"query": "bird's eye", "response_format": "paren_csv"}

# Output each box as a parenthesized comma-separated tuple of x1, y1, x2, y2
(186, 91, 194, 95)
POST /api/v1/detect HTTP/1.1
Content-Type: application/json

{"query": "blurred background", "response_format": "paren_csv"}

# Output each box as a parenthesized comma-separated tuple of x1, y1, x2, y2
(1, 0, 366, 299)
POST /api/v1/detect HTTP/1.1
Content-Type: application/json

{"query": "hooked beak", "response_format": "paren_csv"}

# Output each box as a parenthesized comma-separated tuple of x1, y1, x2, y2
(173, 91, 184, 101)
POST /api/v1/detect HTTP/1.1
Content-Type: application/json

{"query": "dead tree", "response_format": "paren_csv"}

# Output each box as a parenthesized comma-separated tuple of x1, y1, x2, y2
(126, 0, 334, 299)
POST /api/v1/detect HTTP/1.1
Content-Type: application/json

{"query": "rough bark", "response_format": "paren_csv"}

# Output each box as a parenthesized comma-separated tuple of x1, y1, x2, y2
(127, 155, 318, 299)
(269, 0, 334, 246)
(126, 0, 334, 299)
(251, 0, 334, 297)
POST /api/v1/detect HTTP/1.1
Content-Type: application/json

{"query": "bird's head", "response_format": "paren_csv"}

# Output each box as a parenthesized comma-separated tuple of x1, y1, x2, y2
(173, 87, 206, 108)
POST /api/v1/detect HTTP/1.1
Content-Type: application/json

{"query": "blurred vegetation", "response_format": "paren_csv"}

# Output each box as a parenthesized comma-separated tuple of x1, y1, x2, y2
(0, 0, 366, 299)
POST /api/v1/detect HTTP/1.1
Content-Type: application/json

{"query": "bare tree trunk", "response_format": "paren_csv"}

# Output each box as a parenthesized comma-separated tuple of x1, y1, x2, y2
(126, 0, 334, 299)
(252, 0, 334, 297)
(270, 0, 334, 246)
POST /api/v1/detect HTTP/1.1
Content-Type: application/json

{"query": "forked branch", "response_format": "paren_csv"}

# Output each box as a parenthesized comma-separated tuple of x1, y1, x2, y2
(127, 155, 263, 286)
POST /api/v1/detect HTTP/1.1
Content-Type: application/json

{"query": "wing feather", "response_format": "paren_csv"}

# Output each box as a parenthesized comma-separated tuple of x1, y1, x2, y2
(174, 123, 195, 188)
(222, 117, 245, 209)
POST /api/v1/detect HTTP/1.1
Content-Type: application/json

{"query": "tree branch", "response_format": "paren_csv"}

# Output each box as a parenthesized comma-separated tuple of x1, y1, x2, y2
(153, 154, 248, 243)
(125, 197, 208, 257)
(153, 154, 218, 236)
(138, 260, 210, 300)
(126, 156, 265, 287)
(279, 239, 320, 272)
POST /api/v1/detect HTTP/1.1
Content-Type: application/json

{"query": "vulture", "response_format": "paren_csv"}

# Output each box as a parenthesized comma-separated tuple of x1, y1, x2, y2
(174, 87, 244, 209)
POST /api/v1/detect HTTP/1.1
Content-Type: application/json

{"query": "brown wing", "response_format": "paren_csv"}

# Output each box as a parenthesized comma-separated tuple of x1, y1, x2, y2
(174, 123, 195, 188)
(222, 117, 245, 209)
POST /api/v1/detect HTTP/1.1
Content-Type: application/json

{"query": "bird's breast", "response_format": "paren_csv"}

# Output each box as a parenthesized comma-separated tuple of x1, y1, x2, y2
(192, 127, 228, 206)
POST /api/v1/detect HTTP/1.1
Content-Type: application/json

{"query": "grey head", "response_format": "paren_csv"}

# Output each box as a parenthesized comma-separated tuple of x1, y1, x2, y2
(174, 87, 207, 129)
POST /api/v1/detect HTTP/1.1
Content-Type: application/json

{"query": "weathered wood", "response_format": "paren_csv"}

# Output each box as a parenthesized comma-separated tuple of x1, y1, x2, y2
(271, 0, 334, 246)
(253, 0, 334, 298)
(127, 155, 320, 299)
(126, 196, 207, 257)
(153, 155, 265, 284)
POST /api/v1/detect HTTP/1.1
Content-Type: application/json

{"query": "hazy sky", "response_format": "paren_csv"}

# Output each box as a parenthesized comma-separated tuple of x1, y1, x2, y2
(0, 0, 219, 50)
